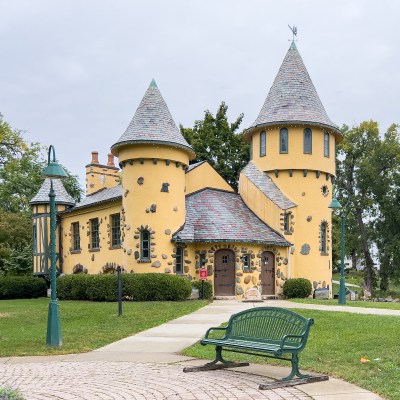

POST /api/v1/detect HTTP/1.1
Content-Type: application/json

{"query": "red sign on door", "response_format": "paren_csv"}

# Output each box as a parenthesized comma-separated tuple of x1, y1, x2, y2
(199, 267, 207, 280)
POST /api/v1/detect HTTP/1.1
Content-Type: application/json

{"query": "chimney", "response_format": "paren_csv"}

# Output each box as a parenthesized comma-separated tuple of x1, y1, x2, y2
(107, 153, 115, 167)
(91, 151, 99, 164)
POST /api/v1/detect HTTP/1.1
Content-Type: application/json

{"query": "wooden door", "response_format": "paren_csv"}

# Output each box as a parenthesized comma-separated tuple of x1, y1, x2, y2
(260, 251, 275, 295)
(214, 249, 235, 296)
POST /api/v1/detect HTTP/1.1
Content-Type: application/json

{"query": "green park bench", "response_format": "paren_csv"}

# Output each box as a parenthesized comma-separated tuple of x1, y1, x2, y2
(184, 307, 328, 389)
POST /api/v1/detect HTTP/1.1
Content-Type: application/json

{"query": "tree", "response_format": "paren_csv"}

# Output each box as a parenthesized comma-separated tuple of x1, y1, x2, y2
(335, 120, 400, 294)
(370, 124, 400, 288)
(0, 113, 82, 275)
(0, 114, 81, 213)
(180, 102, 249, 191)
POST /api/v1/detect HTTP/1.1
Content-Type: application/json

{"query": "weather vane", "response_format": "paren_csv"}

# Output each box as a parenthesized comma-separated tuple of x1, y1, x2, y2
(288, 25, 297, 42)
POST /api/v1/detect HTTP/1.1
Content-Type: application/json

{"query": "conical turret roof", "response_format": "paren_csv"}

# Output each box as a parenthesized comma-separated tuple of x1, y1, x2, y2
(30, 178, 75, 206)
(245, 42, 340, 139)
(111, 80, 194, 157)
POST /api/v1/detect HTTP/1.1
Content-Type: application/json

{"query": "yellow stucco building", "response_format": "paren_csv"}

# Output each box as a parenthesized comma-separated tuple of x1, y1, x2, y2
(31, 41, 341, 299)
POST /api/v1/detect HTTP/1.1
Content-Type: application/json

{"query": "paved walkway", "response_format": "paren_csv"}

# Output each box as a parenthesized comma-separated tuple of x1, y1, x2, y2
(0, 300, 389, 400)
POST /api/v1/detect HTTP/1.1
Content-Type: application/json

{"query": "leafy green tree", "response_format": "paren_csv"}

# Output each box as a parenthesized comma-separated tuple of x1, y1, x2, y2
(335, 120, 400, 294)
(370, 124, 400, 288)
(180, 102, 249, 191)
(0, 114, 81, 213)
(0, 113, 82, 275)
(335, 121, 380, 293)
(0, 208, 32, 275)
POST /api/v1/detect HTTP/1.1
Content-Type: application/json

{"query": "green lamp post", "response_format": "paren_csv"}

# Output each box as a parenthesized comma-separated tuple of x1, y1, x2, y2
(42, 145, 68, 347)
(328, 195, 346, 305)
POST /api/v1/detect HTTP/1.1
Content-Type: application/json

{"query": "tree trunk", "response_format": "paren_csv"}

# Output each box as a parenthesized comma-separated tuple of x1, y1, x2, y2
(355, 208, 375, 295)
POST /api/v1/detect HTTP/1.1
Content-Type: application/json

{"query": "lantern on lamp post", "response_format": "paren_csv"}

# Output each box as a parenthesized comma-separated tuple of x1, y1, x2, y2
(42, 145, 68, 347)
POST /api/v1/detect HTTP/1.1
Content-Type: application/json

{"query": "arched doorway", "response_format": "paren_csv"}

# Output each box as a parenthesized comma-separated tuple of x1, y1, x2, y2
(260, 251, 275, 296)
(214, 249, 235, 296)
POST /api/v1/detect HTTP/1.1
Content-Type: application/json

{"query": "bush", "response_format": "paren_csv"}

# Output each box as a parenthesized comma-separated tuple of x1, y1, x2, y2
(57, 273, 192, 301)
(0, 276, 47, 299)
(283, 278, 312, 299)
(0, 387, 25, 400)
(191, 280, 213, 300)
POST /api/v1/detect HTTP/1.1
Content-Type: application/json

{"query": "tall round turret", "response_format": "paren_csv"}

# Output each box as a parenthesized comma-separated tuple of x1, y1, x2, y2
(111, 80, 195, 272)
(241, 42, 342, 294)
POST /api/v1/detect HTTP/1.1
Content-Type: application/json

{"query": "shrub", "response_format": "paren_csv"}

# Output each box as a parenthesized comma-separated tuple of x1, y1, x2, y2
(57, 273, 192, 301)
(0, 387, 25, 400)
(283, 278, 312, 299)
(0, 276, 47, 299)
(191, 280, 213, 300)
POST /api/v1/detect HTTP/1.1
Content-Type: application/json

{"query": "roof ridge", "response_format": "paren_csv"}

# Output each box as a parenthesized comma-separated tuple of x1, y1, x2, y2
(185, 186, 238, 198)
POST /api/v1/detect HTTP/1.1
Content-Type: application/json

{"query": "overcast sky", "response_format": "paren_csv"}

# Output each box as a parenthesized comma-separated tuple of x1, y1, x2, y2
(0, 1, 398, 187)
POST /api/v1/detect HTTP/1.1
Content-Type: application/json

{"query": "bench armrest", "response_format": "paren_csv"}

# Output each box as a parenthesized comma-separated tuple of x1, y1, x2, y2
(203, 326, 227, 339)
(280, 334, 305, 349)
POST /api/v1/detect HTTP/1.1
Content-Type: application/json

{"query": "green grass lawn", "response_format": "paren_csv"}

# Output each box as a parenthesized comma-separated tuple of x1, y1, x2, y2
(290, 298, 400, 310)
(0, 298, 208, 356)
(182, 309, 400, 400)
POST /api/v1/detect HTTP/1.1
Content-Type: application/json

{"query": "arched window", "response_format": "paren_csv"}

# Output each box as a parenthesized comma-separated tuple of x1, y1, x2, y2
(140, 230, 150, 260)
(176, 247, 183, 274)
(320, 222, 327, 254)
(259, 131, 266, 157)
(324, 132, 330, 157)
(279, 128, 288, 154)
(303, 128, 312, 154)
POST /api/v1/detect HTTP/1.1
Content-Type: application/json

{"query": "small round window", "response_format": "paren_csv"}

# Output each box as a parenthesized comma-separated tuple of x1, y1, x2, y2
(321, 185, 329, 197)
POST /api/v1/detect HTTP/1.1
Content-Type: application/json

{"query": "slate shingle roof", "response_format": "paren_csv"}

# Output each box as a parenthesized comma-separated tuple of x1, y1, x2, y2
(172, 188, 290, 246)
(246, 42, 340, 138)
(61, 185, 122, 213)
(30, 178, 75, 206)
(241, 162, 296, 210)
(186, 161, 205, 172)
(111, 80, 194, 157)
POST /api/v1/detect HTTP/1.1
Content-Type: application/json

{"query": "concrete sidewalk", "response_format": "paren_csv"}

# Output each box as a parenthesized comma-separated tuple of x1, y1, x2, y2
(0, 300, 387, 399)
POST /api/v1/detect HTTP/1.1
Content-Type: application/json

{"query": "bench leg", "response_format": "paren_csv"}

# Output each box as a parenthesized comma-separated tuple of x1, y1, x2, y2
(183, 346, 250, 373)
(281, 353, 310, 381)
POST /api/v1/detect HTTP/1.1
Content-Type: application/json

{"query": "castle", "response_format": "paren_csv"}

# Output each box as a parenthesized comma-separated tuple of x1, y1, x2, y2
(30, 41, 341, 299)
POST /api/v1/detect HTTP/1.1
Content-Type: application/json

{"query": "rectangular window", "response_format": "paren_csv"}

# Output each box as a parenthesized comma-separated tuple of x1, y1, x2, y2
(303, 128, 312, 154)
(284, 213, 290, 234)
(280, 128, 288, 153)
(90, 218, 100, 249)
(110, 214, 121, 247)
(259, 131, 266, 157)
(249, 137, 253, 160)
(32, 224, 37, 254)
(242, 254, 250, 271)
(200, 253, 206, 267)
(321, 223, 327, 254)
(176, 247, 183, 274)
(324, 132, 330, 157)
(72, 222, 80, 251)
(140, 230, 150, 259)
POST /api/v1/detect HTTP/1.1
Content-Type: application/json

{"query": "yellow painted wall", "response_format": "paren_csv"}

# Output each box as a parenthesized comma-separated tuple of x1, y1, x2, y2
(60, 202, 123, 274)
(86, 164, 120, 195)
(116, 143, 191, 273)
(186, 162, 234, 194)
(266, 170, 333, 293)
(238, 172, 287, 233)
(246, 124, 336, 295)
(251, 125, 336, 175)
